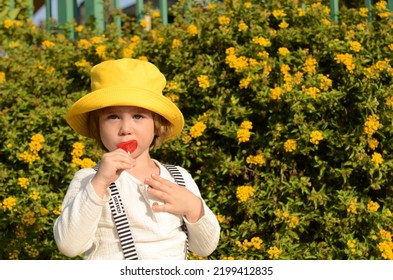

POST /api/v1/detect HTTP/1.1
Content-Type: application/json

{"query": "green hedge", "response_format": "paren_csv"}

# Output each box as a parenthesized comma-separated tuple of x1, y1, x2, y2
(1, 0, 393, 260)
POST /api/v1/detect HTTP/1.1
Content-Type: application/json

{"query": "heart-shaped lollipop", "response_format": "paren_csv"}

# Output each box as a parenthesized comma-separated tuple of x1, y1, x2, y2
(116, 140, 138, 154)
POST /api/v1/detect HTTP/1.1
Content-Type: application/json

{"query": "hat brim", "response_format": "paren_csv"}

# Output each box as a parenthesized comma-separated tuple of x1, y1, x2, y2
(66, 86, 184, 140)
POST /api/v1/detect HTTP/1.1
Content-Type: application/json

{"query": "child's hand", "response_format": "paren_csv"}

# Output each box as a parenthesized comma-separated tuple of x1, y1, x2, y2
(145, 174, 204, 223)
(91, 149, 136, 197)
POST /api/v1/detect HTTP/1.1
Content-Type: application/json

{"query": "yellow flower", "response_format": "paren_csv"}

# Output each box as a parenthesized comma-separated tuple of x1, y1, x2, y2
(46, 66, 55, 74)
(368, 138, 379, 150)
(238, 20, 248, 31)
(250, 237, 263, 249)
(31, 133, 44, 144)
(318, 74, 333, 91)
(237, 128, 251, 143)
(40, 207, 49, 215)
(347, 239, 356, 248)
(287, 215, 299, 228)
(187, 24, 198, 36)
(140, 19, 149, 28)
(166, 81, 179, 91)
(9, 41, 20, 48)
(77, 39, 92, 49)
(71, 142, 84, 158)
(29, 191, 41, 201)
(270, 87, 283, 100)
(278, 47, 290, 56)
(386, 96, 393, 107)
(297, 8, 306, 17)
(284, 139, 297, 152)
(138, 56, 148, 62)
(0, 71, 6, 83)
(216, 213, 225, 224)
(225, 53, 249, 71)
(334, 53, 355, 73)
(80, 158, 96, 169)
(371, 152, 383, 166)
(303, 57, 318, 75)
(190, 121, 207, 138)
(379, 229, 392, 240)
(239, 77, 251, 89)
(91, 36, 104, 44)
(172, 39, 181, 48)
(350, 41, 362, 52)
(367, 200, 380, 212)
(53, 205, 62, 216)
(303, 86, 320, 99)
(3, 19, 13, 28)
(347, 198, 357, 214)
(359, 7, 369, 17)
(3, 196, 17, 210)
(197, 75, 210, 89)
(310, 130, 324, 144)
(151, 10, 160, 18)
(240, 121, 253, 130)
(75, 25, 84, 32)
(22, 211, 36, 226)
(18, 151, 40, 164)
(378, 240, 393, 260)
(281, 64, 290, 74)
(246, 154, 265, 167)
(273, 9, 287, 18)
(236, 237, 262, 251)
(364, 115, 380, 136)
(236, 185, 254, 202)
(95, 45, 107, 59)
(268, 246, 281, 259)
(226, 47, 236, 55)
(321, 19, 331, 26)
(42, 40, 55, 49)
(376, 1, 387, 10)
(252, 36, 271, 47)
(218, 16, 230, 25)
(17, 177, 29, 189)
(24, 243, 39, 258)
(279, 21, 289, 29)
(29, 140, 43, 153)
(75, 59, 90, 68)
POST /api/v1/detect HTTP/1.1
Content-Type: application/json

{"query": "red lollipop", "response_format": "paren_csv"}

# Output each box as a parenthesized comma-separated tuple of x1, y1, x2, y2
(116, 140, 138, 154)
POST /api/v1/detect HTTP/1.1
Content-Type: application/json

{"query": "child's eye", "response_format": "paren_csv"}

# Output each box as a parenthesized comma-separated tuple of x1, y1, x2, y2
(107, 114, 119, 120)
(133, 114, 143, 119)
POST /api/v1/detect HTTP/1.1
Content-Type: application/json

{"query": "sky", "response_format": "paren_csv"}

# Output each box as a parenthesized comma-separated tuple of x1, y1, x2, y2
(34, 0, 135, 25)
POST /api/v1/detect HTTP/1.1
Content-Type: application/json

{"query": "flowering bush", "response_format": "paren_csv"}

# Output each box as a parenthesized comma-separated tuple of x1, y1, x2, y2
(1, 0, 393, 259)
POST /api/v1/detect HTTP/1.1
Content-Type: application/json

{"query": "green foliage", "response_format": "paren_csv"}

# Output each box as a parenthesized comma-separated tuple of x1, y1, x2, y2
(1, 0, 393, 260)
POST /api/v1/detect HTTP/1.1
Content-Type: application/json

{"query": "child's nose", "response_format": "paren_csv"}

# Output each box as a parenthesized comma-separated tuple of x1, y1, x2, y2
(119, 121, 133, 135)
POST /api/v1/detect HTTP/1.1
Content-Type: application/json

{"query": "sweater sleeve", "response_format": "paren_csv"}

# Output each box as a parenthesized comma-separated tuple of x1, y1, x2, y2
(176, 167, 221, 257)
(53, 168, 110, 257)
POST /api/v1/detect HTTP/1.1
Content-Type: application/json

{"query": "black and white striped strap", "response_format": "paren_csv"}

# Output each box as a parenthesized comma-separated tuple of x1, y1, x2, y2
(163, 164, 189, 258)
(93, 165, 138, 260)
(108, 182, 139, 260)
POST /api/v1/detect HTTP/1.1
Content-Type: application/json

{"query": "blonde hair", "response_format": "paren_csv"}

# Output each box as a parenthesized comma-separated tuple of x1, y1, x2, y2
(87, 108, 173, 151)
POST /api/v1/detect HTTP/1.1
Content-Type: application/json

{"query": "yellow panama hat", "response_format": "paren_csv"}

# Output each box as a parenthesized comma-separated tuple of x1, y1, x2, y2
(66, 58, 184, 140)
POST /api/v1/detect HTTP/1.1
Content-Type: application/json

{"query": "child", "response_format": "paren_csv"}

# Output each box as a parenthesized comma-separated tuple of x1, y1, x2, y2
(54, 58, 220, 260)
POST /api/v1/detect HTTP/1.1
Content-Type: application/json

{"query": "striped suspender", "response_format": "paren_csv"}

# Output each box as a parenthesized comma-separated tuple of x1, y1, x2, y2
(93, 164, 188, 260)
(108, 181, 138, 260)
(163, 164, 189, 259)
(93, 165, 138, 260)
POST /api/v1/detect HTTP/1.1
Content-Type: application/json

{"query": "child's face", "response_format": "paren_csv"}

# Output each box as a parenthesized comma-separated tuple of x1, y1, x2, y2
(98, 106, 155, 154)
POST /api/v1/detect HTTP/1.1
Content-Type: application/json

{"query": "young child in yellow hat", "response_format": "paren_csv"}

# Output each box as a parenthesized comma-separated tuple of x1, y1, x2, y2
(54, 58, 220, 260)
